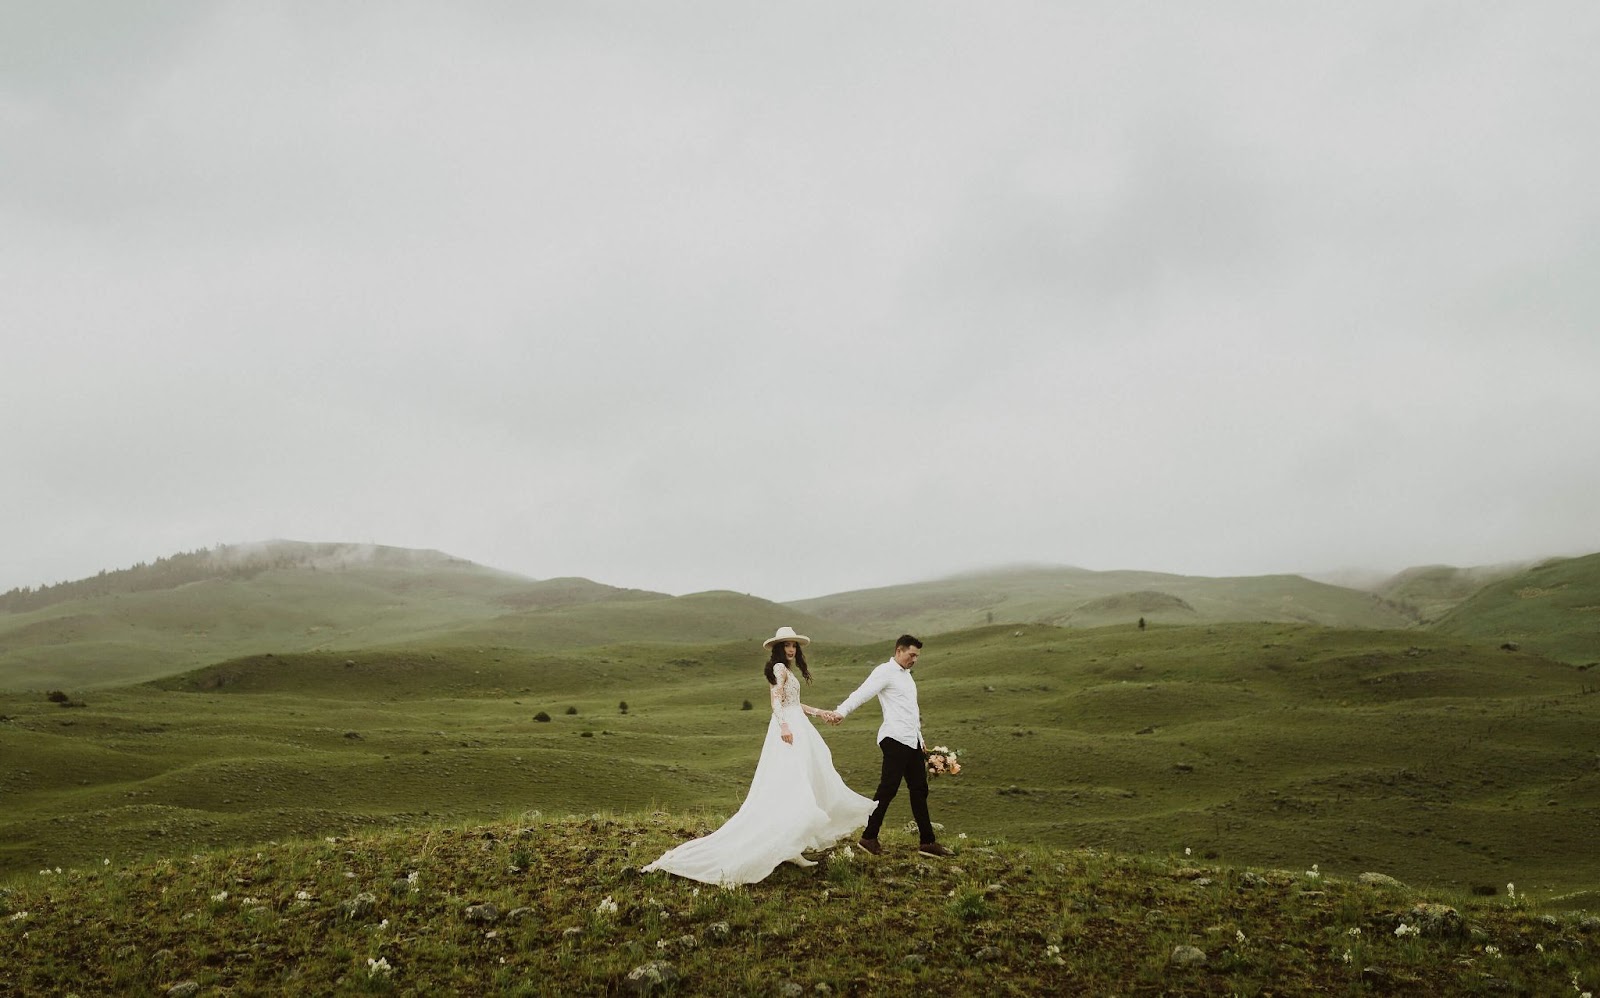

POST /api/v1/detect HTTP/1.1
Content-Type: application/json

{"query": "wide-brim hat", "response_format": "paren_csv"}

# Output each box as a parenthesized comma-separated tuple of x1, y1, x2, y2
(762, 625, 811, 648)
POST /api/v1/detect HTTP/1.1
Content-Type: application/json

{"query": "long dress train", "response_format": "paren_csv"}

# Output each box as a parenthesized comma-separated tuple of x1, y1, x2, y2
(642, 663, 874, 885)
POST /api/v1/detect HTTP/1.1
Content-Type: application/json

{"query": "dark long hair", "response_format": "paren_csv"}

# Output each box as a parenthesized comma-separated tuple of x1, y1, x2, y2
(764, 642, 812, 685)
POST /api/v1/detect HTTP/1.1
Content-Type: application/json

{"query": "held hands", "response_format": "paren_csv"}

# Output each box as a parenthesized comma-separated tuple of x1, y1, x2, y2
(821, 710, 843, 726)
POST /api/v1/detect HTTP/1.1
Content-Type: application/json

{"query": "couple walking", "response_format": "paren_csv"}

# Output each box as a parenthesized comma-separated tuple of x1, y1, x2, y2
(643, 627, 952, 885)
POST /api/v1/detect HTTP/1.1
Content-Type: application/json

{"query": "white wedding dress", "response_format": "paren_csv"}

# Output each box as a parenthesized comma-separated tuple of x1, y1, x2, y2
(642, 663, 875, 885)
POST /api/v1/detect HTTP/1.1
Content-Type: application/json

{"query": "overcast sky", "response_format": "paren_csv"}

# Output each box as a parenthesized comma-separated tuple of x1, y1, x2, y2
(3, 2, 1597, 602)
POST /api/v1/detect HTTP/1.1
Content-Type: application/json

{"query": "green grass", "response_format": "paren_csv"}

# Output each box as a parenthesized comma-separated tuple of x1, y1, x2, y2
(0, 561, 868, 691)
(788, 565, 1421, 634)
(1375, 562, 1530, 624)
(4, 623, 1596, 898)
(1, 812, 1596, 996)
(1431, 552, 1600, 665)
(6, 544, 1596, 991)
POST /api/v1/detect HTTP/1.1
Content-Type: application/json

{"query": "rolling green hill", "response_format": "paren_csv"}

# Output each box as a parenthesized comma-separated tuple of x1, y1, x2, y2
(0, 543, 882, 691)
(788, 565, 1418, 634)
(3, 812, 1595, 996)
(414, 590, 877, 655)
(1372, 562, 1530, 624)
(1429, 553, 1600, 665)
(0, 542, 672, 690)
(4, 623, 1595, 897)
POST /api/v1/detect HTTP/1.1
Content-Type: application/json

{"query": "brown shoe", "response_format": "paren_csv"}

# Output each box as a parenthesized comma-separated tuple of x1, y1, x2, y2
(918, 841, 952, 858)
(857, 838, 882, 856)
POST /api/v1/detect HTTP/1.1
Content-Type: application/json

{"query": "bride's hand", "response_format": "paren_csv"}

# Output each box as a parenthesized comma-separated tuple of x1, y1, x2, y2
(780, 726, 793, 744)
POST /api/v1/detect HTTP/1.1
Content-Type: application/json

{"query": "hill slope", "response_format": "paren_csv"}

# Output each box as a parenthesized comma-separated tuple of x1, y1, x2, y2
(0, 541, 668, 690)
(1372, 562, 1530, 623)
(787, 565, 1417, 634)
(3, 813, 1595, 996)
(413, 589, 876, 653)
(1429, 552, 1600, 664)
(4, 623, 1594, 896)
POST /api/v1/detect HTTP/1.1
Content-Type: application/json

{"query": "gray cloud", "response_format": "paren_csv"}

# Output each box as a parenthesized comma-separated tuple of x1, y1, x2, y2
(4, 2, 1597, 601)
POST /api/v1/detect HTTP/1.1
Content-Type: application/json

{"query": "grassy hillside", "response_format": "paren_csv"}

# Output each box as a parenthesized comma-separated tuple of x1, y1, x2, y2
(1374, 562, 1531, 624)
(1430, 553, 1600, 665)
(3, 813, 1596, 996)
(788, 566, 1418, 634)
(4, 623, 1595, 899)
(0, 542, 671, 691)
(415, 590, 877, 654)
(0, 543, 874, 691)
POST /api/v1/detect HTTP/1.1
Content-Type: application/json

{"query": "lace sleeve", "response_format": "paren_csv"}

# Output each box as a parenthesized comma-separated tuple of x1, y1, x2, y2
(770, 664, 795, 720)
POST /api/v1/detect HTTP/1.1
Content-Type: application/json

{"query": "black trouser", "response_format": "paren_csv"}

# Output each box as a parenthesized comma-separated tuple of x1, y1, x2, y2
(863, 737, 934, 842)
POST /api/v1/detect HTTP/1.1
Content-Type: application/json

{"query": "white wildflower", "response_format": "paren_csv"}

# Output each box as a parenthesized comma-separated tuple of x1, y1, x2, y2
(1537, 943, 1545, 954)
(1485, 945, 1502, 959)
(295, 891, 312, 901)
(1236, 930, 1247, 944)
(959, 833, 968, 840)
(1342, 949, 1352, 964)
(1395, 922, 1419, 938)
(1046, 945, 1061, 957)
(325, 837, 338, 844)
(1507, 883, 1516, 899)
(1185, 847, 1192, 857)
(54, 867, 61, 875)
(1305, 864, 1320, 880)
(8, 912, 26, 922)
(103, 859, 111, 866)
(366, 957, 393, 978)
(378, 919, 389, 930)
(596, 895, 618, 915)
(211, 891, 229, 902)
(839, 845, 855, 861)
(1347, 927, 1362, 937)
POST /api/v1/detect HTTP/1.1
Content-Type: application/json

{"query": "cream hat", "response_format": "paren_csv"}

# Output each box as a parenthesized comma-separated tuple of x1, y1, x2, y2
(762, 625, 811, 648)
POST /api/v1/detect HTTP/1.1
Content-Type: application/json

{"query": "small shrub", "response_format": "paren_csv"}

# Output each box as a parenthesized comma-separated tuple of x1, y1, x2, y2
(46, 690, 69, 704)
(534, 712, 551, 723)
(741, 700, 753, 711)
(618, 701, 628, 715)
(948, 885, 993, 922)
(580, 731, 594, 738)
(565, 706, 578, 716)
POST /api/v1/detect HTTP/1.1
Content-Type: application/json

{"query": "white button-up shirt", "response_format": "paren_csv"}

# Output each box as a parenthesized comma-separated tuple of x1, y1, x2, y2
(835, 659, 923, 751)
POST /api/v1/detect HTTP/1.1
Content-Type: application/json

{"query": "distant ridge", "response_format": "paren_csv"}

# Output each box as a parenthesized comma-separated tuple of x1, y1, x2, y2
(0, 540, 506, 615)
(786, 564, 1417, 634)
(1369, 561, 1531, 624)
(0, 540, 872, 690)
(1428, 552, 1600, 664)
(0, 540, 666, 689)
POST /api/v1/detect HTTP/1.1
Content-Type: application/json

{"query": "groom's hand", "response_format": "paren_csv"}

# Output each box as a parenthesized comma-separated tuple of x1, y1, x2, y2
(824, 711, 842, 726)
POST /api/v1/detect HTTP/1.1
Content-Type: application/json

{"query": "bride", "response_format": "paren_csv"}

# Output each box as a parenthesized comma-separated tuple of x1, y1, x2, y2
(642, 626, 875, 885)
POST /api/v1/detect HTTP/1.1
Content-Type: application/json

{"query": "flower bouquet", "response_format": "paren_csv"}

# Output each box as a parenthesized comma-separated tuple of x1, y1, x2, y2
(925, 746, 962, 776)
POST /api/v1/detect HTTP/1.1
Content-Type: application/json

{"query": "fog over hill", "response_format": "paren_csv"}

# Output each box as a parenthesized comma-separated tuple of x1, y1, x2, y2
(4, 539, 1592, 690)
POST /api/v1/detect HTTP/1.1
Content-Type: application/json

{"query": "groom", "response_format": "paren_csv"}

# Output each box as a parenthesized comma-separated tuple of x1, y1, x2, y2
(824, 634, 951, 857)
